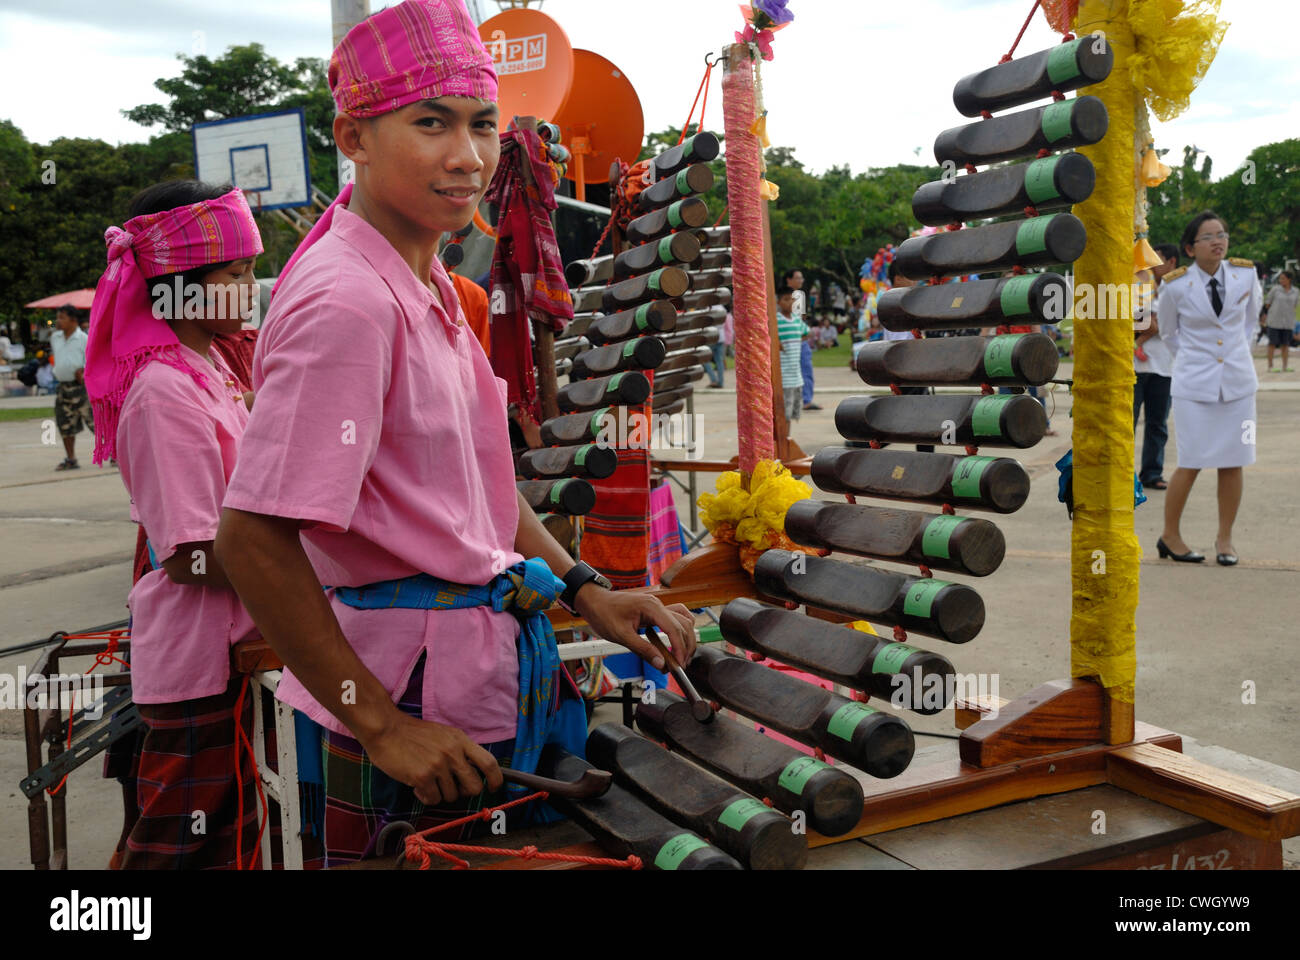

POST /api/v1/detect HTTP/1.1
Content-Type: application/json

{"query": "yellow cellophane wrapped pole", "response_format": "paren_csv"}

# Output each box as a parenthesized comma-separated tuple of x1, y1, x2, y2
(1071, 0, 1140, 738)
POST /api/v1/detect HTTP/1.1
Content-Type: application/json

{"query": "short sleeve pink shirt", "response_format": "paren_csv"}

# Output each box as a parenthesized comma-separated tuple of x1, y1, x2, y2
(223, 205, 523, 743)
(118, 346, 258, 704)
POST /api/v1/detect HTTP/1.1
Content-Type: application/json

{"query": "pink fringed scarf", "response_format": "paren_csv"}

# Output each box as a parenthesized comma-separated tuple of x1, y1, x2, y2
(84, 187, 263, 464)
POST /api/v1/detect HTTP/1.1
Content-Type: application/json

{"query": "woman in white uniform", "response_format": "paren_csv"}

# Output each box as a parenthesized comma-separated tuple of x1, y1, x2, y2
(1155, 211, 1260, 566)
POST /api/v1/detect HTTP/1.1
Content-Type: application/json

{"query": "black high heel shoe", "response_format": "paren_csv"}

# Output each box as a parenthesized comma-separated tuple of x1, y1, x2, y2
(1214, 543, 1238, 566)
(1156, 538, 1204, 563)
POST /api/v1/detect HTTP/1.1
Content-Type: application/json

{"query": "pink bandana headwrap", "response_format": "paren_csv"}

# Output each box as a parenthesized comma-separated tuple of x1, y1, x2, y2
(329, 0, 497, 118)
(84, 187, 263, 464)
(278, 0, 498, 295)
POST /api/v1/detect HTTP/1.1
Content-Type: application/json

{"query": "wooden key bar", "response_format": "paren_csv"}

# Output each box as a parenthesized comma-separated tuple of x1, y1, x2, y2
(810, 446, 1032, 514)
(877, 273, 1069, 332)
(586, 723, 807, 870)
(719, 598, 958, 715)
(538, 747, 742, 870)
(934, 95, 1108, 167)
(953, 36, 1114, 117)
(635, 689, 865, 837)
(517, 443, 619, 480)
(912, 152, 1095, 225)
(783, 499, 1007, 577)
(685, 647, 916, 779)
(569, 336, 667, 381)
(624, 197, 710, 245)
(894, 213, 1087, 278)
(834, 393, 1048, 449)
(516, 477, 597, 516)
(555, 370, 652, 413)
(582, 301, 677, 347)
(854, 333, 1060, 387)
(753, 549, 986, 644)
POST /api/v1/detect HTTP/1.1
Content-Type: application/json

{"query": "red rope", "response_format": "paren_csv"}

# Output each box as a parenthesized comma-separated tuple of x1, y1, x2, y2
(892, 625, 908, 642)
(402, 790, 641, 870)
(1001, 0, 1042, 62)
(677, 62, 714, 144)
(233, 674, 268, 870)
(46, 635, 130, 797)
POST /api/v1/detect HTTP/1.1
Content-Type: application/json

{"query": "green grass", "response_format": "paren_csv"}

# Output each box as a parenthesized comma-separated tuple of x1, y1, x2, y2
(0, 406, 54, 423)
(809, 339, 854, 367)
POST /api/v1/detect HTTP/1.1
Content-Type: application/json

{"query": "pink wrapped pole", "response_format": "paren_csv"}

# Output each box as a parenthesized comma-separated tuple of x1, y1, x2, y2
(722, 41, 775, 475)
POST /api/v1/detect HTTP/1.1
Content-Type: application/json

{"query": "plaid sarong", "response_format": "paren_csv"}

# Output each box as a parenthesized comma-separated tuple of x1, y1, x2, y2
(322, 657, 515, 866)
(120, 676, 258, 870)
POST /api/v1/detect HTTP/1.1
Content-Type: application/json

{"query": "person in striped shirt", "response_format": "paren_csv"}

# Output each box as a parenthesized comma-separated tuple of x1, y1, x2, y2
(777, 285, 810, 421)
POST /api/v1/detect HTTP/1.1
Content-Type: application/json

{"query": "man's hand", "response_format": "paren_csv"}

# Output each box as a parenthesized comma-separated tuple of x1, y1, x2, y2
(360, 713, 504, 806)
(574, 586, 696, 668)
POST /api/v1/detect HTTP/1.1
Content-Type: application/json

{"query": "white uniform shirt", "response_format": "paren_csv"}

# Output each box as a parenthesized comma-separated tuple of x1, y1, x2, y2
(1156, 260, 1259, 403)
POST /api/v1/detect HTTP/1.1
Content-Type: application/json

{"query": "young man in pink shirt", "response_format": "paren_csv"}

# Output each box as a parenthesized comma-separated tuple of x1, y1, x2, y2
(216, 0, 693, 863)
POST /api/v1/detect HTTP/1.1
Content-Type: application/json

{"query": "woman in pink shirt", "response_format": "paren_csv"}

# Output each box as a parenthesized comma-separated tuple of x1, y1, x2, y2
(85, 180, 264, 869)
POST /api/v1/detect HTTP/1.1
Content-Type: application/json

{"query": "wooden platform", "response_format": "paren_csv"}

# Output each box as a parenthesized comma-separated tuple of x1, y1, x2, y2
(810, 783, 1281, 870)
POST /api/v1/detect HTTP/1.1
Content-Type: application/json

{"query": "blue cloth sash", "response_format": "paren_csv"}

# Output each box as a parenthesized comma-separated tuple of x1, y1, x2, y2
(331, 558, 565, 794)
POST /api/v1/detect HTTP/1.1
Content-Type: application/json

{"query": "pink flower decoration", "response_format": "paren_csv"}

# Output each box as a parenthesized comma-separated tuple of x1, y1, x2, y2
(734, 24, 776, 60)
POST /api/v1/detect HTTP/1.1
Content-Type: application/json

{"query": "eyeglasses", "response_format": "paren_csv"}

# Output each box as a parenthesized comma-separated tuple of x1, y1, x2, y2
(1195, 231, 1229, 244)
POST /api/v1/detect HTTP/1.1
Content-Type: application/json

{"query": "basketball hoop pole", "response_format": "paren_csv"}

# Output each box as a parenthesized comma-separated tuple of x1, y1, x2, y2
(332, 0, 370, 190)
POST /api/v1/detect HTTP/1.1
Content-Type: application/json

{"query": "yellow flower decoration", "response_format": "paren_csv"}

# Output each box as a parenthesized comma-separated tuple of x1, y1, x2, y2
(697, 459, 820, 573)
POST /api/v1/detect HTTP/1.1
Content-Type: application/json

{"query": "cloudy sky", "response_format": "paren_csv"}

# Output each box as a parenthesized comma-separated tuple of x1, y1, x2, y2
(1, 0, 1295, 183)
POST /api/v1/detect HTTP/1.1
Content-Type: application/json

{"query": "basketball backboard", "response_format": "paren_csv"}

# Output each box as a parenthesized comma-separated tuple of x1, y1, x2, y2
(192, 108, 312, 212)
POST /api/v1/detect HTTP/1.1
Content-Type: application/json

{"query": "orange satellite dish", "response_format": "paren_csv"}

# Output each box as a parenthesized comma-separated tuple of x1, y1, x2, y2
(478, 8, 575, 123)
(552, 49, 645, 187)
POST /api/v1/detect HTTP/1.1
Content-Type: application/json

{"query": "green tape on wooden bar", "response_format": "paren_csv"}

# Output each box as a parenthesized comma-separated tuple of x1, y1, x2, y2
(778, 755, 829, 794)
(654, 833, 711, 870)
(647, 270, 663, 294)
(589, 406, 612, 434)
(1015, 215, 1057, 256)
(717, 797, 769, 832)
(972, 394, 1012, 437)
(574, 445, 591, 466)
(998, 276, 1036, 317)
(674, 169, 693, 194)
(1046, 39, 1084, 85)
(1040, 101, 1074, 144)
(634, 303, 651, 329)
(548, 479, 568, 504)
(952, 455, 996, 498)
(827, 701, 876, 742)
(658, 236, 676, 263)
(983, 334, 1026, 379)
(873, 641, 921, 675)
(903, 579, 950, 618)
(666, 200, 685, 228)
(1023, 156, 1062, 204)
(921, 514, 964, 560)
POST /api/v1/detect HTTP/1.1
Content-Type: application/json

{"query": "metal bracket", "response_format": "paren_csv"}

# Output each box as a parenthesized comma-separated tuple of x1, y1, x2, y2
(21, 684, 141, 798)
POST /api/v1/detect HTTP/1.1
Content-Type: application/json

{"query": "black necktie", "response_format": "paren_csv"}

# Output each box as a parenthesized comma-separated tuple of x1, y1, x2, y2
(1209, 277, 1223, 316)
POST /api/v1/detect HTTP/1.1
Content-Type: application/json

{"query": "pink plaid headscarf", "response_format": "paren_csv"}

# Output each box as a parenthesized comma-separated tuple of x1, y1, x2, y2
(329, 0, 497, 117)
(84, 187, 263, 464)
(277, 0, 497, 294)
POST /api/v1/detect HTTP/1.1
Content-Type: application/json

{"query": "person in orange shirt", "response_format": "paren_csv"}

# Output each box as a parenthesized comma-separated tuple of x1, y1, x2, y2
(449, 271, 490, 357)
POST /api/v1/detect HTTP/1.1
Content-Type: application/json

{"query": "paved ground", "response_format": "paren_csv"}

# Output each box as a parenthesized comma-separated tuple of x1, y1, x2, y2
(1, 351, 1297, 869)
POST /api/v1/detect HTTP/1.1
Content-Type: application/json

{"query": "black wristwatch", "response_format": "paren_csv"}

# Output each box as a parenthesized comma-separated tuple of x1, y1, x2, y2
(559, 561, 612, 613)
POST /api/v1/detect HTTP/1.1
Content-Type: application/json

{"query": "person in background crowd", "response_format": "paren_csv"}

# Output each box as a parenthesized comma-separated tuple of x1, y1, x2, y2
(50, 305, 92, 470)
(783, 268, 819, 411)
(1262, 271, 1297, 372)
(1155, 211, 1259, 566)
(1132, 243, 1181, 490)
(706, 309, 732, 388)
(777, 285, 808, 424)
